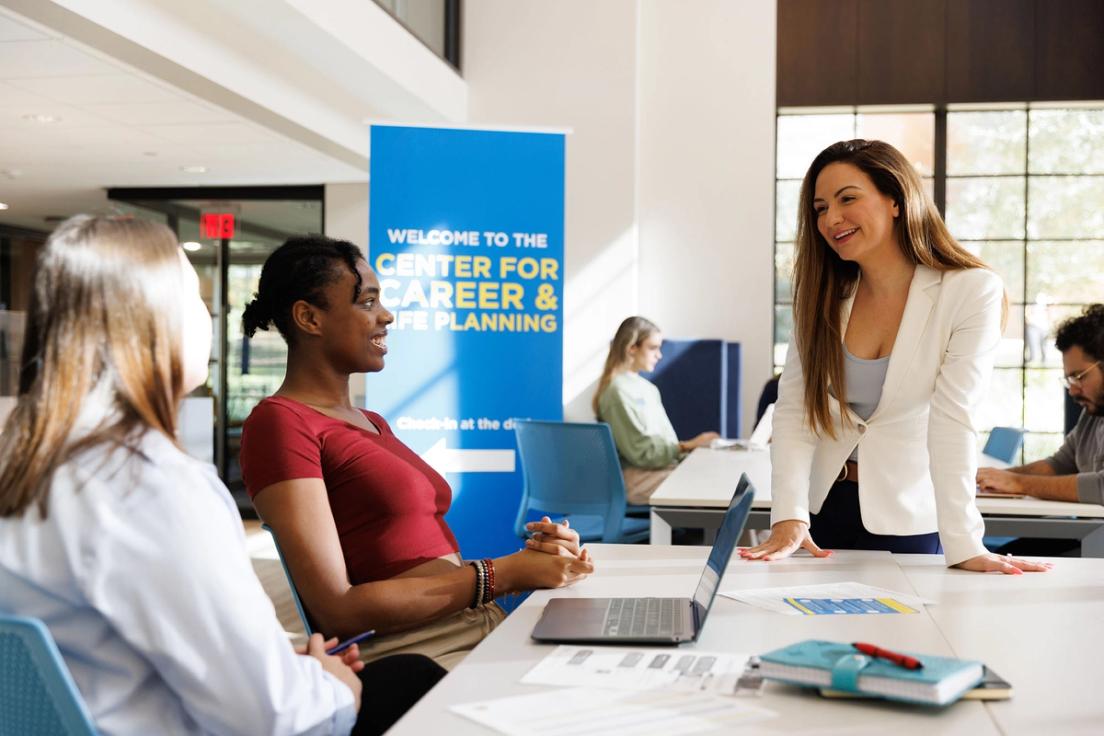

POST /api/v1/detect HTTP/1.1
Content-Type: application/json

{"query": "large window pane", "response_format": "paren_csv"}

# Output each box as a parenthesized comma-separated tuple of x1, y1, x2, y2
(1023, 432, 1063, 463)
(857, 112, 935, 176)
(1039, 304, 1089, 368)
(945, 177, 1025, 240)
(776, 114, 855, 179)
(1027, 177, 1104, 239)
(1027, 241, 1104, 304)
(774, 305, 793, 368)
(997, 305, 1025, 369)
(776, 179, 802, 242)
(1029, 109, 1104, 174)
(775, 243, 794, 303)
(961, 240, 1024, 303)
(978, 368, 1024, 430)
(1025, 368, 1065, 433)
(947, 110, 1026, 175)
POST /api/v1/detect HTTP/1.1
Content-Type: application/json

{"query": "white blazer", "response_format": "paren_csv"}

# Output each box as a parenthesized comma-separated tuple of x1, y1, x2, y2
(770, 265, 1003, 566)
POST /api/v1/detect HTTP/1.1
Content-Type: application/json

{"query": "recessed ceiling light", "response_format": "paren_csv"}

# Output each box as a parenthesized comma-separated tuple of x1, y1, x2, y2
(0, 202, 9, 210)
(180, 165, 207, 174)
(1, 169, 23, 179)
(182, 241, 202, 252)
(22, 113, 60, 124)
(143, 151, 158, 157)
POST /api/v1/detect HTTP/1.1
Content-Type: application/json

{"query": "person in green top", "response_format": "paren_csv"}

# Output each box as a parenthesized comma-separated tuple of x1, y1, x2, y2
(593, 316, 720, 504)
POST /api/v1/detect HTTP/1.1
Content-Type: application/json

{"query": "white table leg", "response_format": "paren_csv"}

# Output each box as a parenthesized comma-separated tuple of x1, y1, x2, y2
(649, 508, 672, 545)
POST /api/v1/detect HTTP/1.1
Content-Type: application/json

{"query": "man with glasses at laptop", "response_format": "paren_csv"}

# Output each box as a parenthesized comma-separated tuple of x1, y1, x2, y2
(976, 304, 1104, 507)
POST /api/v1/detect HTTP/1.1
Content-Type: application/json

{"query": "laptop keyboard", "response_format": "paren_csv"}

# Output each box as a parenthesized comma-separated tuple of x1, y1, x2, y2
(602, 598, 684, 638)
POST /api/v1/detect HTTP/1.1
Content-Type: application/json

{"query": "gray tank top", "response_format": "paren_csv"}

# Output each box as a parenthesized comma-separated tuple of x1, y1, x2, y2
(844, 346, 889, 462)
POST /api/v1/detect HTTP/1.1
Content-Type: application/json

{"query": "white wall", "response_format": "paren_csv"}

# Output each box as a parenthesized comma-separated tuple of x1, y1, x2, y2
(637, 0, 776, 435)
(464, 0, 640, 421)
(324, 183, 370, 252)
(463, 0, 776, 431)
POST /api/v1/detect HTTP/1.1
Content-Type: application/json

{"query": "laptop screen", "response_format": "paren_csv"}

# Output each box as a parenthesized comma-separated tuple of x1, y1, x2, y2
(690, 474, 755, 616)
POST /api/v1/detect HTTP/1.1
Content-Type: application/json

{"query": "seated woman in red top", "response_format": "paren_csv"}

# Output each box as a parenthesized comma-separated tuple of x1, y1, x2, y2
(239, 235, 593, 669)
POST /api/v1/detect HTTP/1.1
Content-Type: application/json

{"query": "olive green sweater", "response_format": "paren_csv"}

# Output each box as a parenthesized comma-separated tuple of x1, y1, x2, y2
(597, 372, 681, 469)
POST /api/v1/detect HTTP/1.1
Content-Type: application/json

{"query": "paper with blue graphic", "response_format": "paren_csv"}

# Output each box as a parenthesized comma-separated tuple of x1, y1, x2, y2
(721, 582, 932, 616)
(368, 124, 564, 560)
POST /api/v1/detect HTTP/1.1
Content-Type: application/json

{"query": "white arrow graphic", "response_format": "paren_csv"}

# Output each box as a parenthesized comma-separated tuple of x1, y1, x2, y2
(421, 438, 516, 474)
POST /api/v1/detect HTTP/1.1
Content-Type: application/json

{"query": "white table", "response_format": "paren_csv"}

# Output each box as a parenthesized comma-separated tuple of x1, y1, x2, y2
(649, 448, 1104, 556)
(389, 545, 1100, 735)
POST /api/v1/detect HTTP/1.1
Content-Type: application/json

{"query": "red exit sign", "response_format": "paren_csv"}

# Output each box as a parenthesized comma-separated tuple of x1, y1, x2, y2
(202, 212, 235, 239)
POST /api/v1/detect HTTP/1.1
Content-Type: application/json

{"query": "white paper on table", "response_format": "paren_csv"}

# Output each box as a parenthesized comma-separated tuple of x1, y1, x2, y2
(522, 645, 755, 696)
(451, 686, 776, 736)
(719, 581, 934, 616)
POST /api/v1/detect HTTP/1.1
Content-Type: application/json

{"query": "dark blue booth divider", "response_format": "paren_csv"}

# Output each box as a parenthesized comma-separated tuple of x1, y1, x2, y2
(641, 339, 741, 440)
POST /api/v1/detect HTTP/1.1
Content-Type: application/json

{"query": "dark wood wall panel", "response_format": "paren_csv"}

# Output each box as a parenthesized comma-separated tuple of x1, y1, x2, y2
(857, 0, 946, 104)
(776, 0, 857, 107)
(779, 0, 1104, 106)
(946, 0, 1035, 102)
(1035, 0, 1104, 101)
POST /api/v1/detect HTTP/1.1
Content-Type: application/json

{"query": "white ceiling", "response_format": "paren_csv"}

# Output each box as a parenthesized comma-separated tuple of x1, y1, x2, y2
(0, 7, 366, 231)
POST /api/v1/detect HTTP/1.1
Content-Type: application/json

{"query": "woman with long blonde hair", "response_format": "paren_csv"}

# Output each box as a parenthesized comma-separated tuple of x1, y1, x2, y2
(0, 215, 443, 735)
(594, 316, 719, 504)
(740, 140, 1050, 574)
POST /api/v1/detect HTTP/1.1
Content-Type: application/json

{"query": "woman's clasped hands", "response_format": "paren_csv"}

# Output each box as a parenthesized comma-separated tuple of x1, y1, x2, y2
(509, 516, 595, 589)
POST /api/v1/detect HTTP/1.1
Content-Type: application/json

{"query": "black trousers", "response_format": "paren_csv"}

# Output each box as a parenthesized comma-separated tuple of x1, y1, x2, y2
(352, 654, 446, 735)
(808, 480, 943, 554)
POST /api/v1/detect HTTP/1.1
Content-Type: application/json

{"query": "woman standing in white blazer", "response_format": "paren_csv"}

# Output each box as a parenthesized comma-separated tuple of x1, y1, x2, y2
(741, 140, 1050, 574)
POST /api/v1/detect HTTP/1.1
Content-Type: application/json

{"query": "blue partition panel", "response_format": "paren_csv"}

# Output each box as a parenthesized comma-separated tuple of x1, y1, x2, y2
(642, 339, 724, 440)
(724, 341, 742, 439)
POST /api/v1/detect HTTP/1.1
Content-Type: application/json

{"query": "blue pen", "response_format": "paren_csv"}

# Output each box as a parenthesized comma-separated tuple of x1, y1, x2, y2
(326, 630, 376, 656)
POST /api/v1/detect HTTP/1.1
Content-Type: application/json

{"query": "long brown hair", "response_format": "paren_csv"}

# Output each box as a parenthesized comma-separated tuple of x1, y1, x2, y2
(593, 316, 660, 416)
(792, 139, 1001, 439)
(0, 215, 186, 518)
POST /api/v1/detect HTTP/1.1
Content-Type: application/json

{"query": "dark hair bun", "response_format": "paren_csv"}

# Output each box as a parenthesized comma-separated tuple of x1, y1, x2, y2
(241, 295, 271, 338)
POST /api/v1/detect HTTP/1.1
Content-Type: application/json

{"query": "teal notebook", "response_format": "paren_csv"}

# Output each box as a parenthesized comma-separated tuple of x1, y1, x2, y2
(759, 640, 984, 706)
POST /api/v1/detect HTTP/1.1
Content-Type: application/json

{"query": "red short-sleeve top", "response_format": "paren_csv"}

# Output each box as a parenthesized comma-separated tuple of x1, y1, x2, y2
(239, 396, 460, 583)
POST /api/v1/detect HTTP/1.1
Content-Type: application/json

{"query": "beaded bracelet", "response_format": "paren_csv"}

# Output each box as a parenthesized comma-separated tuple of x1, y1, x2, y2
(481, 558, 496, 604)
(469, 560, 485, 609)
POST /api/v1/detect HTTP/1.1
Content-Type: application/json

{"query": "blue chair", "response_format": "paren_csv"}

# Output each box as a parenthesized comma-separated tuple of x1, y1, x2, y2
(983, 426, 1025, 464)
(261, 523, 317, 636)
(513, 420, 650, 544)
(0, 614, 97, 736)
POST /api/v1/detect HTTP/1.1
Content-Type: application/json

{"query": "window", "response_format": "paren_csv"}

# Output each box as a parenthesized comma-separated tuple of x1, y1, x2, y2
(774, 103, 1104, 462)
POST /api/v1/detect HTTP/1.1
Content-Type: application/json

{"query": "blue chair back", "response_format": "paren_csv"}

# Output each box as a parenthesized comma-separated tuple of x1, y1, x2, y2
(983, 426, 1025, 464)
(261, 524, 316, 636)
(513, 420, 644, 543)
(0, 614, 97, 736)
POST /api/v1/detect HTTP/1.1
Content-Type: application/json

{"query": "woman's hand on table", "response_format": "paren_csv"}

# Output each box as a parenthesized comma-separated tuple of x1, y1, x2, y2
(679, 432, 721, 452)
(525, 516, 582, 557)
(953, 553, 1052, 574)
(738, 519, 832, 561)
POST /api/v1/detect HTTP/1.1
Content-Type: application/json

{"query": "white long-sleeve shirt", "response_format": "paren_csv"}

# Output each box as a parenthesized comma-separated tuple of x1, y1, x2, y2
(0, 427, 356, 736)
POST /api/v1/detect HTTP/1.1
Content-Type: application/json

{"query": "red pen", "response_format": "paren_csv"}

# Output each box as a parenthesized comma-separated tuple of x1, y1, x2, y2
(852, 642, 924, 670)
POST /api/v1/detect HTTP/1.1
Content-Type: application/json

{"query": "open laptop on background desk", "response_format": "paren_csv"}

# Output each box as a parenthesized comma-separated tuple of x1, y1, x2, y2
(531, 474, 755, 645)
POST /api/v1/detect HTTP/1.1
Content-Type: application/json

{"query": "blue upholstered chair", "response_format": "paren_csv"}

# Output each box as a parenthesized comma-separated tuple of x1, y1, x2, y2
(513, 419, 650, 544)
(261, 523, 317, 636)
(0, 614, 97, 736)
(983, 426, 1025, 464)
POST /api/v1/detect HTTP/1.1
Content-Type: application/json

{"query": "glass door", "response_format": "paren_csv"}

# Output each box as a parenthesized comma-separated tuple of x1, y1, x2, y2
(111, 189, 324, 513)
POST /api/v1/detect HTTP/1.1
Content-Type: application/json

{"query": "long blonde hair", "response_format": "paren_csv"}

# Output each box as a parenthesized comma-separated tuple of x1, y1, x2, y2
(792, 139, 1003, 439)
(0, 215, 186, 518)
(593, 316, 660, 416)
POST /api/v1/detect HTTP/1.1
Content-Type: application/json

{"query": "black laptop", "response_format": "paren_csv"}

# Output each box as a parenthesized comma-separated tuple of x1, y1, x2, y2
(530, 474, 755, 645)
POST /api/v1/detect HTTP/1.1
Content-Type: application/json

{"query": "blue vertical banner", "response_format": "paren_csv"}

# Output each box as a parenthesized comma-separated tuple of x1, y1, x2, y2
(368, 124, 565, 560)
